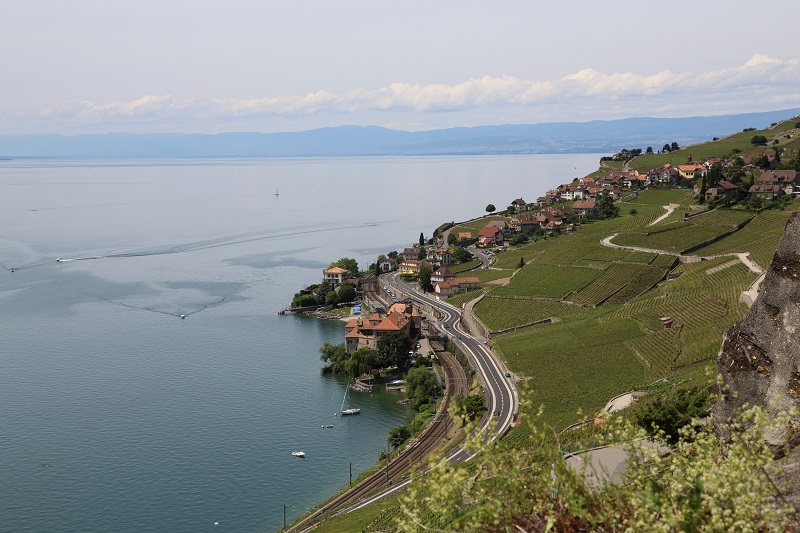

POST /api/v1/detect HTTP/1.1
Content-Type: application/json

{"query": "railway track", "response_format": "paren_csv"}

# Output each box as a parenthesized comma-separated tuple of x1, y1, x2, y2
(287, 350, 468, 532)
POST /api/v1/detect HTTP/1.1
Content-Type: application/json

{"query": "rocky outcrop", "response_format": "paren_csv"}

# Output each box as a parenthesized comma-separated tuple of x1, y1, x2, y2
(713, 209, 800, 445)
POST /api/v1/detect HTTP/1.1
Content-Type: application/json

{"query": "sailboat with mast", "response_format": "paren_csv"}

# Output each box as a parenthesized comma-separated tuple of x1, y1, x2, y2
(340, 385, 360, 415)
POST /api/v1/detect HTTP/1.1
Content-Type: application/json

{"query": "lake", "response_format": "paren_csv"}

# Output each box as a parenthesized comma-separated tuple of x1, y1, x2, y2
(0, 154, 599, 532)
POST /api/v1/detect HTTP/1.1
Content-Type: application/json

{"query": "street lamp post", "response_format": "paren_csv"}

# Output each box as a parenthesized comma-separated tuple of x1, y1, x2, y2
(283, 503, 293, 531)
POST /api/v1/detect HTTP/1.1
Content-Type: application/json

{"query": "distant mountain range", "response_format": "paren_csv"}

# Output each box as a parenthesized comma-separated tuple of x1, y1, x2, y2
(2, 108, 798, 159)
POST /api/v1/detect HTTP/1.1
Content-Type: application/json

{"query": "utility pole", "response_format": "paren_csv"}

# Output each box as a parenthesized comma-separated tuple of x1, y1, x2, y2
(349, 461, 352, 487)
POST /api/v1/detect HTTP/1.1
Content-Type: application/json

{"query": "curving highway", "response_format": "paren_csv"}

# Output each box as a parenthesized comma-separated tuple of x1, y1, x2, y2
(287, 271, 518, 531)
(386, 271, 518, 449)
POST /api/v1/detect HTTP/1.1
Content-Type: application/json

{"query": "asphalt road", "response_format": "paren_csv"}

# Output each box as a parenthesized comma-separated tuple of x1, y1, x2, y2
(385, 272, 518, 453)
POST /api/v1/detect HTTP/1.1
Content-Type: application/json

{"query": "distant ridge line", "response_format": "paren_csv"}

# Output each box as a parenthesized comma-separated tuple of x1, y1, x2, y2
(1, 108, 798, 159)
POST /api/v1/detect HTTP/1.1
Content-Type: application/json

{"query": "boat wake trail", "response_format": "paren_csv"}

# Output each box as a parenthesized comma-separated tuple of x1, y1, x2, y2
(2, 222, 383, 271)
(86, 288, 241, 320)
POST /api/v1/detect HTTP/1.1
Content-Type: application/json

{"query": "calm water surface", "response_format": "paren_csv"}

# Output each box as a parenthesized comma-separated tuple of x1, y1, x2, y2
(0, 155, 599, 532)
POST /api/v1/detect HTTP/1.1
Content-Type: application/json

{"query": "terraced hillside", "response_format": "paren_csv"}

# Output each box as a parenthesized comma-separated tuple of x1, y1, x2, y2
(454, 189, 797, 434)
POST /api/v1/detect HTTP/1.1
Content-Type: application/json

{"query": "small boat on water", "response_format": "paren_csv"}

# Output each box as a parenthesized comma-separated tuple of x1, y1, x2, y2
(291, 451, 305, 457)
(321, 424, 334, 428)
(340, 386, 361, 415)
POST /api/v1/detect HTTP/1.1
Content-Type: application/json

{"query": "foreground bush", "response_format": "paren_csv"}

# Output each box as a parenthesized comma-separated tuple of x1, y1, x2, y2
(397, 403, 796, 532)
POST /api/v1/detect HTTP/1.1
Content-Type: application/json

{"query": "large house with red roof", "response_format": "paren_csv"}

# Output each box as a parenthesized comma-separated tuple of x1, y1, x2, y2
(343, 302, 422, 353)
(478, 225, 504, 246)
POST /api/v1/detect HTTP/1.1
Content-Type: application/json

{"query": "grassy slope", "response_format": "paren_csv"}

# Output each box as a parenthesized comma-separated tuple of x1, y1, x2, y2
(472, 189, 796, 435)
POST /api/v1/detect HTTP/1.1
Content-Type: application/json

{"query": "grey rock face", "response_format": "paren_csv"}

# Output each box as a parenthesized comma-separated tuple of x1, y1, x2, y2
(714, 210, 800, 445)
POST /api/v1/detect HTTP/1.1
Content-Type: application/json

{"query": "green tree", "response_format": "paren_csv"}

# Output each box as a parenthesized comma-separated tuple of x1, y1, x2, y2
(671, 141, 679, 151)
(419, 232, 425, 247)
(447, 232, 457, 245)
(292, 292, 317, 307)
(452, 247, 472, 263)
(698, 174, 708, 204)
(418, 265, 433, 292)
(510, 233, 528, 246)
(662, 143, 671, 153)
(456, 394, 485, 419)
(319, 342, 347, 372)
(316, 280, 332, 304)
(596, 195, 619, 219)
(485, 204, 496, 214)
(343, 347, 378, 378)
(325, 290, 339, 306)
(646, 146, 653, 154)
(517, 257, 524, 269)
(374, 254, 386, 276)
(629, 208, 638, 216)
(330, 257, 358, 275)
(405, 366, 440, 410)
(633, 385, 708, 444)
(377, 330, 411, 368)
(750, 135, 768, 146)
(389, 425, 411, 448)
(337, 281, 357, 303)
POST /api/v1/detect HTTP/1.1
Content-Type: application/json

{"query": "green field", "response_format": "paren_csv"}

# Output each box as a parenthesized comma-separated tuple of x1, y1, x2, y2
(490, 263, 601, 299)
(474, 297, 591, 331)
(496, 317, 647, 429)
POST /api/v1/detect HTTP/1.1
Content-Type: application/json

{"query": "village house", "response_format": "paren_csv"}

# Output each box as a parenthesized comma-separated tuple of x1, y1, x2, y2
(430, 267, 455, 284)
(478, 225, 505, 246)
(535, 210, 563, 230)
(487, 219, 513, 236)
(535, 196, 550, 207)
(748, 184, 785, 201)
(705, 180, 739, 202)
(510, 198, 528, 212)
(584, 186, 607, 199)
(398, 259, 425, 275)
(677, 164, 706, 180)
(434, 276, 481, 299)
(758, 170, 798, 195)
(580, 177, 595, 187)
(323, 266, 351, 287)
(426, 247, 453, 267)
(508, 212, 539, 234)
(402, 247, 422, 261)
(378, 257, 396, 272)
(571, 199, 597, 218)
(558, 184, 584, 201)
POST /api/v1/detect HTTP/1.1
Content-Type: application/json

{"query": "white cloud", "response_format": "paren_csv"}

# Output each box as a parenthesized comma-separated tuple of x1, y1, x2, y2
(2, 55, 799, 134)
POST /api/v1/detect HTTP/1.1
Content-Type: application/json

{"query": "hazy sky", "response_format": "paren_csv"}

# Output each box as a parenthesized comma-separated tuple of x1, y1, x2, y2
(3, 0, 799, 134)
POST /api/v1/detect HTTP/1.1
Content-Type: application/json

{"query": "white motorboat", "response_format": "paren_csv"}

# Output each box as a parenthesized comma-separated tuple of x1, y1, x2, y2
(291, 451, 305, 457)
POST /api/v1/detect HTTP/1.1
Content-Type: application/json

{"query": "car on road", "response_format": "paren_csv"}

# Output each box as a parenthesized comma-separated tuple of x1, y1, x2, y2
(483, 340, 489, 345)
(505, 372, 511, 377)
